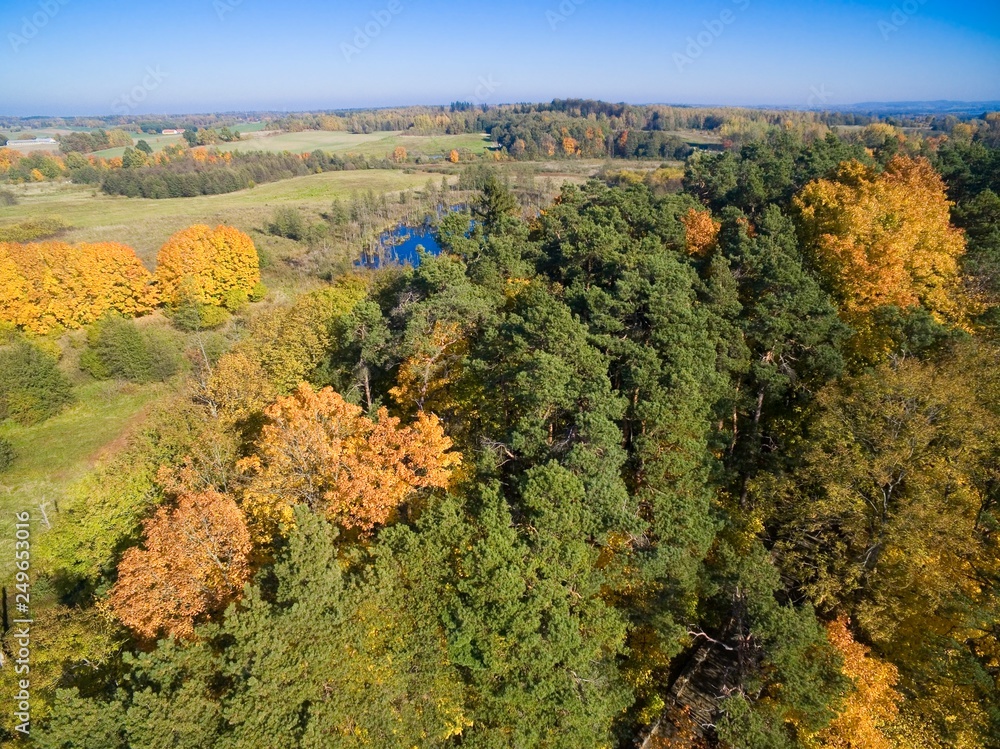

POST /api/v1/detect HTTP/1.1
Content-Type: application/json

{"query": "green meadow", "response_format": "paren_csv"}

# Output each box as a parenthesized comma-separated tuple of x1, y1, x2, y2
(0, 380, 167, 580)
(89, 130, 494, 159)
(0, 168, 441, 264)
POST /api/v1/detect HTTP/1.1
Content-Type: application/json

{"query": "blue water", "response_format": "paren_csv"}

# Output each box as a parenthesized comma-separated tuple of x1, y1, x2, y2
(368, 224, 442, 268)
(358, 205, 467, 269)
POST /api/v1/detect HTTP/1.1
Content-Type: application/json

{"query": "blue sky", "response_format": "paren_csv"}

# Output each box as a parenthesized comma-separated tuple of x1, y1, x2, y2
(0, 0, 998, 115)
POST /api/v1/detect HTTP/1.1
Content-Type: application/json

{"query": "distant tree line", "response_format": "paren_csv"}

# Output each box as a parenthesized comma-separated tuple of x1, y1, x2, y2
(57, 128, 135, 154)
(3, 101, 991, 143)
(94, 150, 390, 199)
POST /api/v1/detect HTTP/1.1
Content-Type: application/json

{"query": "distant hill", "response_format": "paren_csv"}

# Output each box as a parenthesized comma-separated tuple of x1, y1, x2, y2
(833, 100, 1000, 116)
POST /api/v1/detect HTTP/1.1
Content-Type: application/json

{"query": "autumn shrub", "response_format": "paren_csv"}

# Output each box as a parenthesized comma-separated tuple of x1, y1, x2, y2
(0, 189, 17, 206)
(0, 437, 15, 472)
(0, 217, 69, 243)
(80, 315, 183, 383)
(0, 340, 74, 425)
(168, 287, 232, 331)
(249, 280, 267, 302)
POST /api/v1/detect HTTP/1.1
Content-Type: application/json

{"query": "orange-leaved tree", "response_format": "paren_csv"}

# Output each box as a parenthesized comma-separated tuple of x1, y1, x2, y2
(107, 491, 252, 641)
(0, 241, 157, 333)
(809, 618, 902, 749)
(794, 156, 968, 324)
(239, 383, 461, 540)
(681, 207, 721, 258)
(155, 224, 260, 311)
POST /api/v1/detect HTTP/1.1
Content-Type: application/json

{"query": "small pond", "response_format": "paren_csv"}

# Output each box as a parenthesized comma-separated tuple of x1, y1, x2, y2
(357, 205, 467, 269)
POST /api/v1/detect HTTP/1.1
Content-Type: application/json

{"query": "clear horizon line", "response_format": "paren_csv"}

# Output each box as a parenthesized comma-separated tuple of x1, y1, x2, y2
(4, 98, 1000, 120)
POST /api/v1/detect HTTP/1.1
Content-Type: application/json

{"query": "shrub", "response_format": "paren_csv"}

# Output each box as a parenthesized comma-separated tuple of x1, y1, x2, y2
(267, 206, 306, 240)
(169, 298, 231, 332)
(0, 217, 70, 243)
(249, 281, 268, 302)
(81, 316, 183, 383)
(0, 189, 18, 206)
(222, 287, 249, 312)
(0, 437, 15, 472)
(0, 340, 74, 425)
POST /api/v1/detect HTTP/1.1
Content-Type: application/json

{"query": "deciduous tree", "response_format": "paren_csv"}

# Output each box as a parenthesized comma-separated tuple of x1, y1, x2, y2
(0, 241, 157, 333)
(155, 224, 260, 312)
(795, 156, 969, 357)
(681, 207, 721, 257)
(108, 491, 252, 640)
(809, 618, 902, 749)
(239, 383, 460, 539)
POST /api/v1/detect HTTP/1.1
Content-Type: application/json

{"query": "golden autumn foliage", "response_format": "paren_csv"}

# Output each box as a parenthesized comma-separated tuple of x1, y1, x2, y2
(0, 241, 157, 333)
(809, 618, 902, 749)
(681, 207, 721, 258)
(155, 224, 260, 310)
(795, 156, 968, 325)
(390, 320, 468, 413)
(0, 148, 21, 171)
(238, 383, 461, 540)
(232, 279, 368, 394)
(392, 146, 408, 163)
(107, 491, 252, 641)
(448, 149, 461, 163)
(206, 351, 278, 426)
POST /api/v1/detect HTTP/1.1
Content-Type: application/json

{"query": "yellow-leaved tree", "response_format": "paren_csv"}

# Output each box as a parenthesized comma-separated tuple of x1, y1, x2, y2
(205, 279, 369, 425)
(0, 241, 157, 333)
(155, 224, 261, 312)
(681, 207, 721, 258)
(238, 383, 461, 541)
(809, 618, 902, 749)
(390, 319, 468, 414)
(794, 156, 969, 357)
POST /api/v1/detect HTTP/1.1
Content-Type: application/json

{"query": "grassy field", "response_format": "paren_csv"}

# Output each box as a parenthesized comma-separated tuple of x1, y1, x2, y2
(90, 130, 494, 160)
(91, 132, 188, 157)
(232, 122, 267, 134)
(215, 130, 494, 158)
(0, 168, 441, 264)
(671, 128, 724, 146)
(0, 380, 167, 580)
